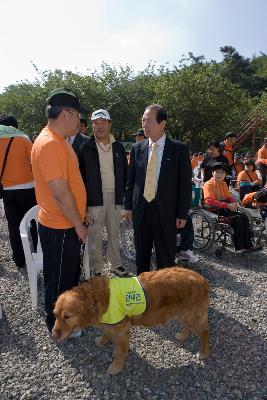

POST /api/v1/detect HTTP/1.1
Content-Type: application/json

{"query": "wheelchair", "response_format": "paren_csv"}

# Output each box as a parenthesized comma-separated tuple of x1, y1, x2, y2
(190, 195, 265, 258)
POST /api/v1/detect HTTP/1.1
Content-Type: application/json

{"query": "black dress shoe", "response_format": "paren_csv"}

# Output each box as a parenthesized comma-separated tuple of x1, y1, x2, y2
(16, 264, 26, 269)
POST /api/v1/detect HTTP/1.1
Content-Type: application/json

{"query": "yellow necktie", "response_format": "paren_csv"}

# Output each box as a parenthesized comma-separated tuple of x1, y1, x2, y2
(143, 142, 158, 202)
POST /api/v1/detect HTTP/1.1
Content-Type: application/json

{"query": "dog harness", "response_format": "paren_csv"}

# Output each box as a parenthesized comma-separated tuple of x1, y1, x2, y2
(100, 277, 147, 325)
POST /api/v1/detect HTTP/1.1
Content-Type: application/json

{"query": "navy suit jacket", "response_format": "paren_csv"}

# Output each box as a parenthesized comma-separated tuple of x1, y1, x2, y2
(124, 136, 192, 240)
(72, 132, 89, 154)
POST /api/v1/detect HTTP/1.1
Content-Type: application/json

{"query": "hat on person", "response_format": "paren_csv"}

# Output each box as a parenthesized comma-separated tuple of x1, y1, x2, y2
(91, 109, 111, 121)
(211, 162, 228, 172)
(243, 159, 255, 166)
(225, 132, 236, 139)
(234, 153, 241, 159)
(46, 89, 89, 114)
(133, 129, 145, 137)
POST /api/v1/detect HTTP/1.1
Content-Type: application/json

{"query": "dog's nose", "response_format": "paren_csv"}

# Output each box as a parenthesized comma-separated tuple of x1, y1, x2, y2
(52, 329, 62, 339)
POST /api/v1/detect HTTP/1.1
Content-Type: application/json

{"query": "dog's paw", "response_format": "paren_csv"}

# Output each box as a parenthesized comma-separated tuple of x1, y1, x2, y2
(175, 332, 189, 341)
(107, 361, 125, 375)
(95, 335, 110, 347)
(95, 336, 105, 347)
(197, 351, 210, 360)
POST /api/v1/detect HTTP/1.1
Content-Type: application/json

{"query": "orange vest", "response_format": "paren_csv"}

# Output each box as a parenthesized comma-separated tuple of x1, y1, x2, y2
(222, 142, 234, 166)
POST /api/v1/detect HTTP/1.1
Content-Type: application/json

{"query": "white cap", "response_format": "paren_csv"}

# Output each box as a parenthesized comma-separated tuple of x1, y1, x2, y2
(91, 109, 111, 121)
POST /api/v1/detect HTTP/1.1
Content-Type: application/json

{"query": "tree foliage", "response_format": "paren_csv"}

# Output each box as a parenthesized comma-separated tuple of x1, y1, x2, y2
(0, 46, 266, 150)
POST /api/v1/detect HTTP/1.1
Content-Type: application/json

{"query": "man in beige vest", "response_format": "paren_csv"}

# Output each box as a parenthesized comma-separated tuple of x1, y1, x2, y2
(78, 109, 128, 276)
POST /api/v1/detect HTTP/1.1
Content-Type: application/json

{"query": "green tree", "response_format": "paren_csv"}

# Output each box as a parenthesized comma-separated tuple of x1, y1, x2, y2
(154, 63, 252, 150)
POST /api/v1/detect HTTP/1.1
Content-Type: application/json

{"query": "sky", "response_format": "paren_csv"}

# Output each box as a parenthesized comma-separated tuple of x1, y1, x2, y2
(1, 0, 267, 93)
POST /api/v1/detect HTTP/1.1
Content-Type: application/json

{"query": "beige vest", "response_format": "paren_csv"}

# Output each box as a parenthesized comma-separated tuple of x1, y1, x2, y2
(95, 135, 115, 192)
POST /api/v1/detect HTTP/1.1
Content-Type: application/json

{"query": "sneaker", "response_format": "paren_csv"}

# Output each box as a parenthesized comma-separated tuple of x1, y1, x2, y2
(179, 250, 199, 263)
(111, 266, 128, 277)
(69, 329, 82, 339)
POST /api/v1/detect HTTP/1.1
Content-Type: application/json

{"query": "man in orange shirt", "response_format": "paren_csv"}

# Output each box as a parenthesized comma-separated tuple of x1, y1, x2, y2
(220, 132, 236, 170)
(191, 153, 199, 170)
(0, 115, 37, 269)
(31, 89, 88, 333)
(256, 137, 267, 186)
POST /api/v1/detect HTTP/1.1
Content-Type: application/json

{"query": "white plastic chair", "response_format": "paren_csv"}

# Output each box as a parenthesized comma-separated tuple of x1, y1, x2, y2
(0, 198, 5, 216)
(19, 205, 43, 310)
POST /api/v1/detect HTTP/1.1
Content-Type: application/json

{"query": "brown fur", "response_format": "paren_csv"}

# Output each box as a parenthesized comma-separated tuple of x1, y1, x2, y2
(52, 267, 210, 374)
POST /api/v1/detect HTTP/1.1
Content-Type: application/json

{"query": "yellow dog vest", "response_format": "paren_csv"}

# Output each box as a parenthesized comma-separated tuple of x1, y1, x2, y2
(100, 277, 147, 325)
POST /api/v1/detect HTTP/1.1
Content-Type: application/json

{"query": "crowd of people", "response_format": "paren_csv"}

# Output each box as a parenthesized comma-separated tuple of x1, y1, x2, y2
(191, 133, 267, 251)
(0, 88, 267, 335)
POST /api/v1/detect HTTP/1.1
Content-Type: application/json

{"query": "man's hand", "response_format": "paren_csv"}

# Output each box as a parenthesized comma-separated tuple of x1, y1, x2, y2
(75, 223, 88, 244)
(176, 218, 187, 229)
(124, 210, 133, 224)
(227, 202, 238, 212)
(85, 213, 94, 226)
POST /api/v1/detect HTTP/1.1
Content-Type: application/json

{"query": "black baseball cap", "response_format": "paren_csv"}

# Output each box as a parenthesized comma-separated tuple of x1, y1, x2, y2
(46, 89, 89, 114)
(133, 128, 145, 137)
(211, 162, 228, 172)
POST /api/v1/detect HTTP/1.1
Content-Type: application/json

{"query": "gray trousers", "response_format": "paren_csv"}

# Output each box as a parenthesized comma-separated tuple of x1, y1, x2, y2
(84, 192, 122, 275)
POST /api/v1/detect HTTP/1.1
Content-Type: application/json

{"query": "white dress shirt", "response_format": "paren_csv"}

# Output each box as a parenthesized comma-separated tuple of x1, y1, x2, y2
(148, 133, 166, 191)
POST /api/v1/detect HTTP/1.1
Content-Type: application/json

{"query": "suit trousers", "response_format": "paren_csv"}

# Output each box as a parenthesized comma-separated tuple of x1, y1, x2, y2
(86, 192, 122, 274)
(134, 199, 176, 275)
(3, 188, 37, 267)
(176, 215, 194, 252)
(38, 223, 81, 331)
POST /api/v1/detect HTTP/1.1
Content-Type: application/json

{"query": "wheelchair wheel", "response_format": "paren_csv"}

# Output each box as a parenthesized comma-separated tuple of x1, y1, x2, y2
(191, 210, 215, 251)
(120, 221, 136, 261)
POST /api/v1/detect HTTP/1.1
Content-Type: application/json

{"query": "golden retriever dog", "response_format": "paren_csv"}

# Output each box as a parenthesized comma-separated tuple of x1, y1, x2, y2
(52, 267, 210, 375)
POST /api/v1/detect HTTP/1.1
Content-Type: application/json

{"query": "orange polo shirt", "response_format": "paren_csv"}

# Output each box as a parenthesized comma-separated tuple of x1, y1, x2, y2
(234, 163, 244, 175)
(31, 127, 86, 229)
(257, 146, 267, 165)
(237, 170, 258, 183)
(222, 142, 234, 166)
(191, 157, 198, 170)
(0, 136, 33, 187)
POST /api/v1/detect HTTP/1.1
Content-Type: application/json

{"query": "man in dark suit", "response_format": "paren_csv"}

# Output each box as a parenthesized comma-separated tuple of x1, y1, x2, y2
(68, 117, 89, 154)
(124, 104, 192, 274)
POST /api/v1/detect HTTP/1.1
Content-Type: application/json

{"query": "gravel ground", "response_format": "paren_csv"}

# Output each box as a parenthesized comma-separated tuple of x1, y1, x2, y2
(0, 212, 267, 400)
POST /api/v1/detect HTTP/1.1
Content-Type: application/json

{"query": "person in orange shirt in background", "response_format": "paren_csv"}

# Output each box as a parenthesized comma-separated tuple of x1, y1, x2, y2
(220, 132, 236, 172)
(233, 153, 244, 177)
(191, 152, 199, 170)
(242, 188, 267, 232)
(237, 160, 261, 201)
(197, 152, 204, 163)
(203, 162, 260, 252)
(31, 89, 88, 333)
(256, 137, 267, 186)
(0, 115, 37, 269)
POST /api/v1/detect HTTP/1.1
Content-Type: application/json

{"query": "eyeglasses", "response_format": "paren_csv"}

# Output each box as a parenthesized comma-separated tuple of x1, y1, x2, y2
(65, 109, 80, 118)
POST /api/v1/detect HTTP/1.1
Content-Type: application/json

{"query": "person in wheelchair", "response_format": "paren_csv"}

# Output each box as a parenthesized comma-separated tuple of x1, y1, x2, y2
(241, 187, 267, 231)
(237, 160, 261, 201)
(203, 162, 260, 253)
